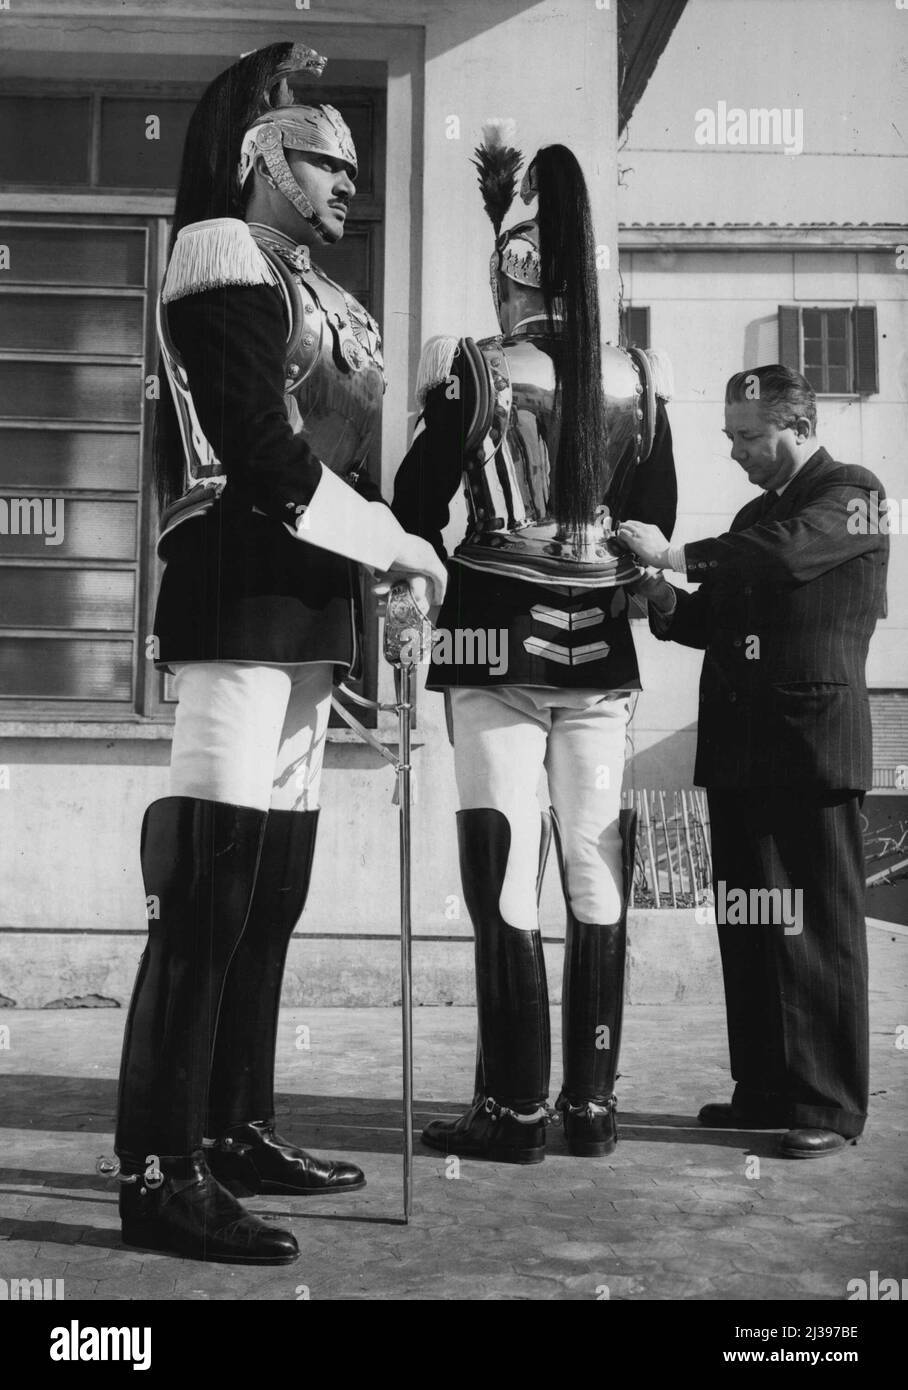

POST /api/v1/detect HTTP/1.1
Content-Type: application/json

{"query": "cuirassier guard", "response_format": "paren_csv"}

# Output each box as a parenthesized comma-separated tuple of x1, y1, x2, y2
(103, 43, 445, 1264)
(392, 129, 677, 1163)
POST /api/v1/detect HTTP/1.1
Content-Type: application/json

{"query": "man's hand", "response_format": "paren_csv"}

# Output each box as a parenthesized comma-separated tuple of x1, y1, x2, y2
(378, 534, 448, 607)
(628, 570, 677, 615)
(616, 520, 671, 569)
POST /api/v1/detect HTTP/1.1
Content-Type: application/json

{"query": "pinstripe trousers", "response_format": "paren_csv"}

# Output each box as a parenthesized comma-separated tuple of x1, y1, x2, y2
(707, 789, 869, 1138)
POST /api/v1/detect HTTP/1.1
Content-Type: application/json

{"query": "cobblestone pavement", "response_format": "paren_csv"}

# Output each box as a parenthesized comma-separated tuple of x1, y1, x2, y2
(0, 928, 905, 1302)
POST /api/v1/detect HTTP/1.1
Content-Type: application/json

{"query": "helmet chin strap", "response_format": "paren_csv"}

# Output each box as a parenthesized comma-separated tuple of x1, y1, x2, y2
(255, 124, 332, 242)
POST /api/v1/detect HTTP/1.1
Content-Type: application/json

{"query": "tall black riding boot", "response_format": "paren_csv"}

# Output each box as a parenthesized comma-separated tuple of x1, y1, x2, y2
(206, 809, 365, 1197)
(555, 809, 637, 1156)
(114, 796, 298, 1264)
(422, 809, 551, 1165)
(470, 809, 553, 1102)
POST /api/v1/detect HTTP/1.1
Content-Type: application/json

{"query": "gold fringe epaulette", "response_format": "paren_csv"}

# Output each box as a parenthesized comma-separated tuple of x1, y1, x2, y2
(161, 218, 277, 303)
(415, 334, 460, 407)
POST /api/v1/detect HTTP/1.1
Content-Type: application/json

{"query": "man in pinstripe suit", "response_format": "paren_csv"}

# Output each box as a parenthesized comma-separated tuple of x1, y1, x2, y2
(618, 365, 889, 1158)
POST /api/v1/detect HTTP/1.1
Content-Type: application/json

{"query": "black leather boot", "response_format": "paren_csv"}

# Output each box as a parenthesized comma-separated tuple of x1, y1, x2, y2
(207, 810, 365, 1196)
(421, 809, 551, 1165)
(470, 809, 553, 1103)
(114, 796, 299, 1264)
(555, 809, 637, 1157)
(118, 1151, 298, 1265)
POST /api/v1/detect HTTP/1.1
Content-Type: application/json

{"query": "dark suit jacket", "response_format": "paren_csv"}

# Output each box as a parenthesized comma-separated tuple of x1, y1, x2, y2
(650, 448, 889, 790)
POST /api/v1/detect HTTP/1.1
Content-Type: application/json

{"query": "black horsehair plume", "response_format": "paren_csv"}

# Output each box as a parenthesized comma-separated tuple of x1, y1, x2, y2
(471, 120, 524, 237)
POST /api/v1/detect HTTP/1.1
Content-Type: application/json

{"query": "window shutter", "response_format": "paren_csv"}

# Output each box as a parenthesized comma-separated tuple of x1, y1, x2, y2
(852, 306, 879, 395)
(625, 305, 650, 350)
(777, 305, 800, 369)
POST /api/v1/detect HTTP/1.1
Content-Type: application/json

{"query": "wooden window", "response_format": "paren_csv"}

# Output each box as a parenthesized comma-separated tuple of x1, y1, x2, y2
(778, 305, 879, 396)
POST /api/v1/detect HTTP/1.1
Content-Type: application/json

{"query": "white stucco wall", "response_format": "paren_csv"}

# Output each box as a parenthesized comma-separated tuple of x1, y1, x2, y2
(619, 0, 908, 227)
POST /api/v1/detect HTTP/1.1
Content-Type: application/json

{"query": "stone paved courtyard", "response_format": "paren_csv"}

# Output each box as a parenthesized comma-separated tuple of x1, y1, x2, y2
(0, 926, 905, 1303)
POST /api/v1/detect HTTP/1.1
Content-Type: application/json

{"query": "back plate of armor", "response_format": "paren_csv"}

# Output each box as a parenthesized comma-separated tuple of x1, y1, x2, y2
(454, 335, 649, 589)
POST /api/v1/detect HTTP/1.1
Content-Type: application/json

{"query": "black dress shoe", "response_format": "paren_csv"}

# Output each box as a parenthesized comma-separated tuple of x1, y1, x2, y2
(119, 1151, 299, 1265)
(780, 1128, 856, 1159)
(422, 1095, 547, 1165)
(556, 1094, 618, 1157)
(208, 1120, 366, 1196)
(698, 1101, 789, 1129)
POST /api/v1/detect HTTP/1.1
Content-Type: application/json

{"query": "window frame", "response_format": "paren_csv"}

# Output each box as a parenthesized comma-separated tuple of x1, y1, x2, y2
(0, 209, 165, 721)
(778, 303, 879, 398)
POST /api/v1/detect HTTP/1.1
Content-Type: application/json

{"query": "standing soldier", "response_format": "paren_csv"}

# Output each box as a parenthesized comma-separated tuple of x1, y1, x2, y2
(111, 42, 445, 1263)
(392, 134, 676, 1164)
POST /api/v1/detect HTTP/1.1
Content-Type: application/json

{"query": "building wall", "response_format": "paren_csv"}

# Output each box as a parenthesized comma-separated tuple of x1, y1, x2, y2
(618, 0, 907, 227)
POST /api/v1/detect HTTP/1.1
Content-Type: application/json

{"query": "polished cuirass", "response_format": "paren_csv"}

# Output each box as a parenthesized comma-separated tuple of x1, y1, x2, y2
(157, 227, 384, 548)
(453, 332, 656, 589)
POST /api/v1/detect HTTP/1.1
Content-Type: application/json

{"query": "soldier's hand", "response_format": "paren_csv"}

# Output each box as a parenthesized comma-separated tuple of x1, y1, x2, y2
(381, 534, 447, 606)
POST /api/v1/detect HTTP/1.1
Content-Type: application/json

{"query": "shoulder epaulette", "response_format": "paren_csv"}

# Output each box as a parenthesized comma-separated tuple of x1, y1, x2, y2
(416, 335, 461, 407)
(642, 347, 674, 401)
(161, 218, 277, 303)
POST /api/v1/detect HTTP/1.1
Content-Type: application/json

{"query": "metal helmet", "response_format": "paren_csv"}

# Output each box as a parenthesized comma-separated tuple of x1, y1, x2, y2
(490, 217, 547, 334)
(237, 104, 357, 241)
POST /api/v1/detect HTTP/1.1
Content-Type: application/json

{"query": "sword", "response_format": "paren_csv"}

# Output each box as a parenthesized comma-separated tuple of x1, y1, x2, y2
(331, 582, 432, 1223)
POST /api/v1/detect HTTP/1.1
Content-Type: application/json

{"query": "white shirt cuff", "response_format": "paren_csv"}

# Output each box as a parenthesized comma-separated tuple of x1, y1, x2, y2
(289, 465, 404, 571)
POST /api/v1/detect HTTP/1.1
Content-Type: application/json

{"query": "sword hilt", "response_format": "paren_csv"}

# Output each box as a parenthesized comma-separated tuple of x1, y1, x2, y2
(383, 581, 433, 667)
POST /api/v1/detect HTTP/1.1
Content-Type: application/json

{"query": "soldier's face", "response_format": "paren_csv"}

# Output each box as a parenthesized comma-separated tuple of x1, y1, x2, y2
(723, 400, 801, 492)
(285, 150, 356, 243)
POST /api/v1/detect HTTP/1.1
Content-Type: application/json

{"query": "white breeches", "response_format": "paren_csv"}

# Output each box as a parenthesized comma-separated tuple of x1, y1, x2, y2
(168, 661, 334, 812)
(450, 686, 630, 930)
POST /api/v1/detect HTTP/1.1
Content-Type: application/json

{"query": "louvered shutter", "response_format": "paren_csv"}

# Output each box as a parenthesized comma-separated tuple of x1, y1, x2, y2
(852, 306, 879, 395)
(624, 306, 651, 350)
(777, 305, 800, 369)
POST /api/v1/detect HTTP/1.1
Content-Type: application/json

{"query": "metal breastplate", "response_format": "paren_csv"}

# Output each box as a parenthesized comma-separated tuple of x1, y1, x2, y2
(454, 334, 653, 589)
(265, 244, 385, 478)
(157, 238, 384, 546)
